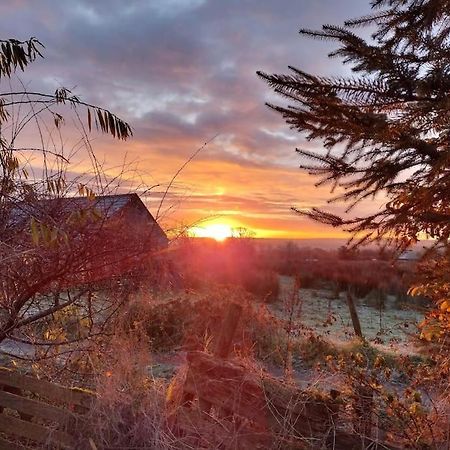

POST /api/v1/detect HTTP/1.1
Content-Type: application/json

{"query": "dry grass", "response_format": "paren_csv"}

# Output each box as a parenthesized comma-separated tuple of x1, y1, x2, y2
(68, 292, 333, 449)
(77, 319, 178, 449)
(16, 287, 445, 450)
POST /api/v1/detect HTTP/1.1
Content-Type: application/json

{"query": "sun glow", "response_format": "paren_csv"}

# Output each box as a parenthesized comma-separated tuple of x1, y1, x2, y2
(190, 223, 233, 242)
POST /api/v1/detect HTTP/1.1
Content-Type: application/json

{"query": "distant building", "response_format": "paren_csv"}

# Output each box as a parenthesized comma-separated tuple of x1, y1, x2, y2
(9, 193, 168, 286)
(398, 249, 418, 262)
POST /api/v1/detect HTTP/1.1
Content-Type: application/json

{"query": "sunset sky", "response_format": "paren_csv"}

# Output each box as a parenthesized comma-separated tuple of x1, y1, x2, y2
(0, 0, 381, 239)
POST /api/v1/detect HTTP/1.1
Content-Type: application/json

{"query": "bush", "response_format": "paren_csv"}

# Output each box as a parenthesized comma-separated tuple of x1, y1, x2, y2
(364, 289, 387, 309)
(118, 288, 294, 370)
(297, 272, 316, 289)
(242, 269, 280, 303)
(296, 333, 338, 366)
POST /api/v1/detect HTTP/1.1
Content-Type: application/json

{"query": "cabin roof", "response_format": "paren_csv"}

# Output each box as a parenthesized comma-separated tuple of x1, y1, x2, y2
(8, 193, 168, 246)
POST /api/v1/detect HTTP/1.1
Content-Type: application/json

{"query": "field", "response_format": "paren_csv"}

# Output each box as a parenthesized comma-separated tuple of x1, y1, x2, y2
(277, 276, 424, 353)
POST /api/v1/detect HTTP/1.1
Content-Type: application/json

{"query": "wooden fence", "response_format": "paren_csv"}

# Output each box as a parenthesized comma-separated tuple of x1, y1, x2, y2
(174, 350, 340, 449)
(170, 303, 402, 450)
(0, 367, 95, 449)
(0, 303, 405, 449)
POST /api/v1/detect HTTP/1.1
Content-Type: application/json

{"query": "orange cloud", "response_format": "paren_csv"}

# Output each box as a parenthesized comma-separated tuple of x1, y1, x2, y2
(82, 139, 359, 239)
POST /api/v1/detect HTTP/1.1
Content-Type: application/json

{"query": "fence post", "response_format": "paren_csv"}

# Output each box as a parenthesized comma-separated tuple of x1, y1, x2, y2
(346, 290, 363, 339)
(213, 303, 243, 358)
(195, 303, 243, 414)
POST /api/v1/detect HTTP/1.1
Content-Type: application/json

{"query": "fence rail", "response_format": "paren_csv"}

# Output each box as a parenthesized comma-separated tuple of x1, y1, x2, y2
(0, 367, 95, 449)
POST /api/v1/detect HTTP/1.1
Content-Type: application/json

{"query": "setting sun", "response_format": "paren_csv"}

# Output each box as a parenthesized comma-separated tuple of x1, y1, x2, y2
(190, 223, 233, 242)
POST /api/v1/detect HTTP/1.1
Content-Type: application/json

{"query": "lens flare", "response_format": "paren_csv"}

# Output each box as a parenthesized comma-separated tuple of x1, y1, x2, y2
(191, 223, 233, 242)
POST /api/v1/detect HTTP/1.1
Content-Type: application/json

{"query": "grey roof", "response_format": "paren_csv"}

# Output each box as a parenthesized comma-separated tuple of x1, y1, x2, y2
(7, 193, 168, 245)
(398, 250, 418, 261)
(49, 193, 139, 219)
(70, 194, 134, 217)
(11, 193, 143, 220)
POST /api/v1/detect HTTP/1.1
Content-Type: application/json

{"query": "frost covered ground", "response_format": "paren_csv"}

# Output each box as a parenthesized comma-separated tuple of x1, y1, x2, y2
(276, 276, 424, 353)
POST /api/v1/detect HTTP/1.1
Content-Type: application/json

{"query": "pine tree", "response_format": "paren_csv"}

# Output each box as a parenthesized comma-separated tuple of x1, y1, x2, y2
(258, 0, 450, 250)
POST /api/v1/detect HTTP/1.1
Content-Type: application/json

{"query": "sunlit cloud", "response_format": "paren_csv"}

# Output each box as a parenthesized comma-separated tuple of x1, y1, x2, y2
(0, 0, 375, 238)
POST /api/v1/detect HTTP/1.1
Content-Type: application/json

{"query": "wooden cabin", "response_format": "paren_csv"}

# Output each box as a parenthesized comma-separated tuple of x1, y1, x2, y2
(9, 193, 168, 287)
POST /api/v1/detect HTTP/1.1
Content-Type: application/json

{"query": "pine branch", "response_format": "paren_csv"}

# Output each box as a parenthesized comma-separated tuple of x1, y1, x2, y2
(259, 0, 450, 246)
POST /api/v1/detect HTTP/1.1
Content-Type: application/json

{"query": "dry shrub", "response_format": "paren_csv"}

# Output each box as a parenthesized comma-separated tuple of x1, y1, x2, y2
(122, 287, 288, 365)
(324, 343, 450, 449)
(78, 322, 177, 449)
(79, 295, 319, 449)
(242, 268, 280, 303)
(121, 287, 353, 370)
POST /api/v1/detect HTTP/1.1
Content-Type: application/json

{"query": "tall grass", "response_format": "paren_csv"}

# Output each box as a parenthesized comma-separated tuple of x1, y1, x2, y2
(80, 319, 178, 449)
